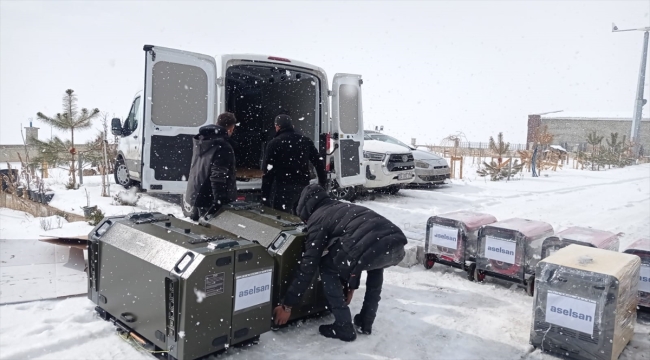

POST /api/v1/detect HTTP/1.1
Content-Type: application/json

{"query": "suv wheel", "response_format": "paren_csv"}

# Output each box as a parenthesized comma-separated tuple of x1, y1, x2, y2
(330, 186, 357, 202)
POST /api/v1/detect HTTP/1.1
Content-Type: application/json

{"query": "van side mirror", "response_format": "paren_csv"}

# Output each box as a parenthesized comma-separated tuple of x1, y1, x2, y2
(111, 118, 123, 136)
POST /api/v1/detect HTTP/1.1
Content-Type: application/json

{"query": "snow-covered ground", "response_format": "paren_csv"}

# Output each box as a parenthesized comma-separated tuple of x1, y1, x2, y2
(0, 164, 649, 359)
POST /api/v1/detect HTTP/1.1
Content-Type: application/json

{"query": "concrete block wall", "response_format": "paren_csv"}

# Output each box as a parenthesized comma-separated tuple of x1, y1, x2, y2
(539, 118, 650, 151)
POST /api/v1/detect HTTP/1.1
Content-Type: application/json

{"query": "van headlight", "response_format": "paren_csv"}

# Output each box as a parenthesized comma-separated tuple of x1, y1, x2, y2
(363, 151, 386, 161)
(415, 161, 430, 168)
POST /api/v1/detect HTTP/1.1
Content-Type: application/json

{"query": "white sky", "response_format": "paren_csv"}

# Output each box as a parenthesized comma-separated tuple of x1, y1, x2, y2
(1, 0, 648, 146)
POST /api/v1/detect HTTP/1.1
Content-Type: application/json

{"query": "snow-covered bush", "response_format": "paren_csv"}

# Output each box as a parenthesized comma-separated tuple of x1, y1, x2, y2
(39, 216, 63, 231)
(113, 187, 141, 206)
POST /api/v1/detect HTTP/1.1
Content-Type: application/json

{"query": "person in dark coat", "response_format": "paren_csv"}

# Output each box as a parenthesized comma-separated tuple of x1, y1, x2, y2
(261, 115, 327, 215)
(273, 184, 407, 342)
(184, 113, 238, 221)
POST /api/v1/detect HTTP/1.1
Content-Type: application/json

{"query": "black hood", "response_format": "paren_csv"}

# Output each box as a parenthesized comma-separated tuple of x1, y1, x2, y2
(198, 124, 229, 137)
(274, 126, 295, 138)
(296, 184, 331, 222)
(194, 125, 229, 155)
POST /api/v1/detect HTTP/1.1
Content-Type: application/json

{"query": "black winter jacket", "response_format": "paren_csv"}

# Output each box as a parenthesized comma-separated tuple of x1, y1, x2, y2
(185, 125, 237, 209)
(261, 128, 326, 200)
(282, 184, 407, 307)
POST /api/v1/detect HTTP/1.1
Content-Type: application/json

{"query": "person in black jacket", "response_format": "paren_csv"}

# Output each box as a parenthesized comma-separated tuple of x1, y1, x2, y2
(273, 184, 407, 342)
(184, 113, 238, 221)
(261, 115, 327, 215)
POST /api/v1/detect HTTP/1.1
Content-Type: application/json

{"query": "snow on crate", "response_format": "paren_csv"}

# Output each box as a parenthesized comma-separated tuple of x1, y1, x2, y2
(541, 226, 620, 260)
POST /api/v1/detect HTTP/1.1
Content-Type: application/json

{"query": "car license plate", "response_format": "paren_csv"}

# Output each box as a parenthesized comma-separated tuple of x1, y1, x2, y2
(398, 173, 411, 180)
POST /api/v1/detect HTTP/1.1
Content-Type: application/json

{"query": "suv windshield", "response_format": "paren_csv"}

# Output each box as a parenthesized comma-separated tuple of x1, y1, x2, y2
(368, 133, 411, 149)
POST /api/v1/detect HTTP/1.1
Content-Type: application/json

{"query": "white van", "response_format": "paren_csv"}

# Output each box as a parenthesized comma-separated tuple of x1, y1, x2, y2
(111, 45, 365, 205)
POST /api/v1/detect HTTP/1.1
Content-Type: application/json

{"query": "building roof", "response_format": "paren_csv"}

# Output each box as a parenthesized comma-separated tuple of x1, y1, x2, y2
(538, 111, 649, 121)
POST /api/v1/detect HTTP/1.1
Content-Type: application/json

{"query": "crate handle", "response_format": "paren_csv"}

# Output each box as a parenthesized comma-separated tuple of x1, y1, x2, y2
(173, 252, 195, 274)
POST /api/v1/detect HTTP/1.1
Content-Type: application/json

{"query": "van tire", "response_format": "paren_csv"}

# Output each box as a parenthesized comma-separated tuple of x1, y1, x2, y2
(181, 193, 199, 221)
(114, 158, 133, 189)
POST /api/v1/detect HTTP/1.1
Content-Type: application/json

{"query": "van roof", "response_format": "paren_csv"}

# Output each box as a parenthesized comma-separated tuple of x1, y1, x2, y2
(221, 54, 326, 74)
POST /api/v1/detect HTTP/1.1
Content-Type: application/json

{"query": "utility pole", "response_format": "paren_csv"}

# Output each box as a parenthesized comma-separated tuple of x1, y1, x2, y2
(613, 23, 650, 157)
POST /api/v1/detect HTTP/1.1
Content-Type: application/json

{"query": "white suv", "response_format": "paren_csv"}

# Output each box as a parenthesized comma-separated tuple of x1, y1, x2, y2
(365, 130, 450, 186)
(361, 136, 415, 195)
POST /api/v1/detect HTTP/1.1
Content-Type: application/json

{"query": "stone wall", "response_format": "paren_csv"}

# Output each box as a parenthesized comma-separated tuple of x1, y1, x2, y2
(542, 118, 650, 149)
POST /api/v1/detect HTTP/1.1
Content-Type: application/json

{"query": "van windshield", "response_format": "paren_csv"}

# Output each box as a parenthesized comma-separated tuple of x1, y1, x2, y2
(225, 64, 321, 178)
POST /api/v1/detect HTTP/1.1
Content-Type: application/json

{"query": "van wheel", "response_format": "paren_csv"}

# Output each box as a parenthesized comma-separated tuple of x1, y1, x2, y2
(114, 158, 133, 188)
(181, 193, 199, 221)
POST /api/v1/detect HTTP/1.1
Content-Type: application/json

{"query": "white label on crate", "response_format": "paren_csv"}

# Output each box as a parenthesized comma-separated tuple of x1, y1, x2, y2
(430, 225, 459, 250)
(234, 268, 272, 312)
(545, 291, 596, 335)
(640, 265, 650, 293)
(484, 236, 516, 264)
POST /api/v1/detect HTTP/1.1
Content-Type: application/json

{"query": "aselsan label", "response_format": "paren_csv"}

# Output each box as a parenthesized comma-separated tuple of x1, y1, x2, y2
(639, 264, 650, 293)
(545, 291, 597, 335)
(484, 236, 516, 264)
(234, 268, 273, 312)
(430, 225, 459, 250)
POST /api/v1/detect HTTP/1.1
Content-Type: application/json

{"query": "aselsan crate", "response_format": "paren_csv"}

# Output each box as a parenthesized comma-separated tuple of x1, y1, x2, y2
(424, 211, 497, 280)
(541, 226, 619, 260)
(530, 245, 640, 360)
(475, 218, 554, 296)
(623, 238, 650, 309)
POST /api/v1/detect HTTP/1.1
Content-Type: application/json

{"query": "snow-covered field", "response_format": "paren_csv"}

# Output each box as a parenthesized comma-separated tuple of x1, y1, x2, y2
(1, 164, 649, 360)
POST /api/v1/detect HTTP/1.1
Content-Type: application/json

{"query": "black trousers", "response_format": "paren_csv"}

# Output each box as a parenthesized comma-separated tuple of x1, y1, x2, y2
(270, 182, 305, 215)
(358, 268, 384, 327)
(320, 252, 385, 326)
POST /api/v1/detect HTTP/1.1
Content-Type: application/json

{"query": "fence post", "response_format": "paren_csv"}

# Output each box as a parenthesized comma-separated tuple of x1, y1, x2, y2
(78, 154, 83, 185)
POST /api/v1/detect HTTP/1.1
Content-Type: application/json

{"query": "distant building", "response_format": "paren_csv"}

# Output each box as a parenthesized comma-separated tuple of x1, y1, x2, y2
(0, 126, 90, 164)
(527, 111, 650, 152)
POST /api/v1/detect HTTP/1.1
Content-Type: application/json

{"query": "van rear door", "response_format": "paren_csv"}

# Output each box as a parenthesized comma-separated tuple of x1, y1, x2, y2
(141, 45, 217, 193)
(331, 73, 365, 188)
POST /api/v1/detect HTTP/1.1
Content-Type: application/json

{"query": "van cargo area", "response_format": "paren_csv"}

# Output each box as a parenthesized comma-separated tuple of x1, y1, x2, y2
(225, 64, 322, 184)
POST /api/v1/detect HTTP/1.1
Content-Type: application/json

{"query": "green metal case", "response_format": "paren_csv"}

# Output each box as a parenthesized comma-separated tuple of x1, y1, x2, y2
(201, 203, 328, 322)
(88, 212, 273, 360)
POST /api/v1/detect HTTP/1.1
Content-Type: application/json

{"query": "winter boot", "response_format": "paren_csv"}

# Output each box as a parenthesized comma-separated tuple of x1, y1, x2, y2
(319, 322, 357, 342)
(353, 314, 372, 335)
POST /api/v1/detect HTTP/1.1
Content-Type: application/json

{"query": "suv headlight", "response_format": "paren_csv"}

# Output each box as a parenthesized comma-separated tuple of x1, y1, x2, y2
(363, 151, 386, 161)
(415, 161, 430, 168)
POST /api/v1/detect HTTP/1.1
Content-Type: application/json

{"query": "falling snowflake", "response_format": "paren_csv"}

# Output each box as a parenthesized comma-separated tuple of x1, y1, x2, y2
(194, 288, 206, 303)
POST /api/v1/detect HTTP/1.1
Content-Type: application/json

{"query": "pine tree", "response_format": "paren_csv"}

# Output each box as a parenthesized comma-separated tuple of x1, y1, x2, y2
(488, 132, 509, 166)
(586, 131, 604, 171)
(36, 89, 99, 188)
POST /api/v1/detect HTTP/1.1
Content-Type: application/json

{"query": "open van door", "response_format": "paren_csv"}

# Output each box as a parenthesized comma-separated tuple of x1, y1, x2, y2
(331, 73, 365, 188)
(141, 45, 217, 193)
